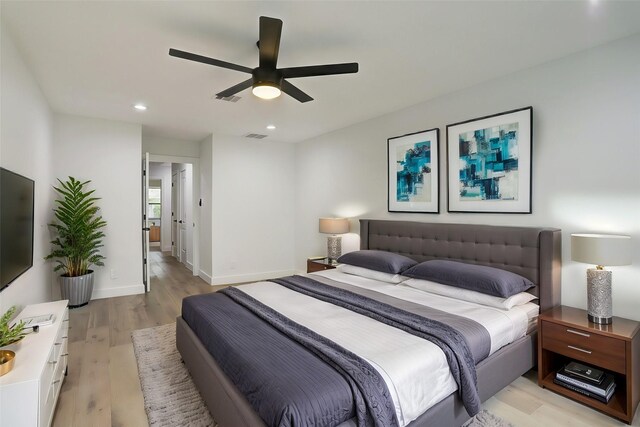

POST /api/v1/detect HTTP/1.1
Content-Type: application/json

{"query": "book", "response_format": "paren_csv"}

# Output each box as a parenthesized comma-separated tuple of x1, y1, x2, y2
(564, 361, 604, 384)
(556, 370, 615, 397)
(553, 377, 615, 403)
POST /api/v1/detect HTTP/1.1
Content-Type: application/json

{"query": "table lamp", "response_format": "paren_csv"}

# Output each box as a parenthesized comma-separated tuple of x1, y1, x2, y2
(319, 218, 349, 262)
(571, 233, 631, 324)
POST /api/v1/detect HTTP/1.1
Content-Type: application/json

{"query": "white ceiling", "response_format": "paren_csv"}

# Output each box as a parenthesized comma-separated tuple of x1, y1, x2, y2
(2, 1, 640, 143)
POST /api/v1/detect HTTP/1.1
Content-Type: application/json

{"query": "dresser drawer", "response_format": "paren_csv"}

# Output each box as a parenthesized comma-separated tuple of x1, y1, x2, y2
(541, 321, 626, 373)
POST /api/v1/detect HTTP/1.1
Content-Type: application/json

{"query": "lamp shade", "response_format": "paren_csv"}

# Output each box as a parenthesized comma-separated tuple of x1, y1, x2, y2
(319, 218, 349, 235)
(571, 234, 632, 266)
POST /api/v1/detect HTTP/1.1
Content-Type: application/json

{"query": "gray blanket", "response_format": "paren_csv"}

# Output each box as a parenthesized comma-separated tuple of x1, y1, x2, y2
(182, 291, 366, 427)
(269, 275, 486, 416)
(223, 287, 398, 427)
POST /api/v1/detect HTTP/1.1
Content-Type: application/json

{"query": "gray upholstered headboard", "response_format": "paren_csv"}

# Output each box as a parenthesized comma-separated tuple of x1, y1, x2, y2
(360, 219, 562, 311)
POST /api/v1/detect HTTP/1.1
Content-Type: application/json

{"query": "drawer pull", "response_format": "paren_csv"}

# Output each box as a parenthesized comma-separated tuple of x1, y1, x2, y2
(61, 336, 68, 339)
(48, 360, 57, 365)
(61, 353, 69, 357)
(566, 329, 590, 338)
(52, 380, 61, 385)
(54, 342, 62, 346)
(567, 345, 592, 354)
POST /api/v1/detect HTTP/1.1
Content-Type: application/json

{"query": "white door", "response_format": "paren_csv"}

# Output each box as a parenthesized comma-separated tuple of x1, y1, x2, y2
(179, 169, 187, 264)
(171, 172, 178, 258)
(142, 152, 150, 292)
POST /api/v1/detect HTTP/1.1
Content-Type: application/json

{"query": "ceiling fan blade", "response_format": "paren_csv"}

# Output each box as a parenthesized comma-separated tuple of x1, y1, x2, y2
(216, 78, 254, 98)
(281, 80, 313, 103)
(169, 48, 252, 74)
(280, 63, 359, 79)
(259, 16, 283, 69)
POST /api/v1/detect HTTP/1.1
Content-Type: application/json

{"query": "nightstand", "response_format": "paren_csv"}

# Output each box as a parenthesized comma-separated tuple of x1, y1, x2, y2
(306, 258, 337, 273)
(538, 305, 640, 424)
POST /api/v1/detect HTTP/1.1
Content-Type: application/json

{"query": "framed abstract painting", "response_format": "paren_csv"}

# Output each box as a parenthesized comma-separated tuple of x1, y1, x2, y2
(447, 107, 532, 213)
(388, 128, 439, 213)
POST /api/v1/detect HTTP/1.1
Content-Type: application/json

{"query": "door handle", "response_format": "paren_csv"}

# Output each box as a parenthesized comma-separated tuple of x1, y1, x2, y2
(178, 220, 183, 224)
(143, 227, 150, 231)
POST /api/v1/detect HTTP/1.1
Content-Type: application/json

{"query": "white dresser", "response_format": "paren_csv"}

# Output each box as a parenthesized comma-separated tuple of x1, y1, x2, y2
(0, 300, 69, 427)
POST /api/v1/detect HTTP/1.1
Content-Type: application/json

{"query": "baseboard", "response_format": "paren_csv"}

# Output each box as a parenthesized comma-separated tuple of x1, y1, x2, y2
(199, 270, 212, 285)
(91, 283, 145, 300)
(186, 261, 193, 271)
(212, 269, 295, 285)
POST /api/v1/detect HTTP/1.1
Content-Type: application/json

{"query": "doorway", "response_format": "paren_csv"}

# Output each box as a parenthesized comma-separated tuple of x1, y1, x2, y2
(142, 154, 201, 292)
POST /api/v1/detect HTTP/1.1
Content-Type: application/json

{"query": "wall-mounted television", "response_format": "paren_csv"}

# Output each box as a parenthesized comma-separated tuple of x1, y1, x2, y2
(0, 167, 35, 291)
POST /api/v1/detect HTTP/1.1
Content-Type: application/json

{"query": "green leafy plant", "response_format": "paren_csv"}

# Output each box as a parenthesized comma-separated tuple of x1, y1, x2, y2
(0, 306, 26, 348)
(45, 177, 107, 277)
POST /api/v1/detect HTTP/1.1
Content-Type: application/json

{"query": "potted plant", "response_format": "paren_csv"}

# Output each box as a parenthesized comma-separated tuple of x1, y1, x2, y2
(0, 306, 26, 376)
(46, 177, 107, 308)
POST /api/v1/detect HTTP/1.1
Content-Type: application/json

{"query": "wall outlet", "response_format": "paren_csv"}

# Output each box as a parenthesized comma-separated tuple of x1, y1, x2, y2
(110, 268, 118, 279)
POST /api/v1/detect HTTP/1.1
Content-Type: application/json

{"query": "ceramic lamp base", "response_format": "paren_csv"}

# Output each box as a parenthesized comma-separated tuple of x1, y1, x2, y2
(587, 268, 612, 325)
(327, 235, 342, 262)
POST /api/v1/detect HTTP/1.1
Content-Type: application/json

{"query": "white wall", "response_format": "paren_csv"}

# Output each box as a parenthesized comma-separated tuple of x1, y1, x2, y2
(199, 135, 213, 283)
(0, 27, 54, 313)
(142, 135, 200, 158)
(149, 163, 172, 251)
(295, 34, 640, 321)
(53, 114, 144, 299)
(211, 135, 295, 284)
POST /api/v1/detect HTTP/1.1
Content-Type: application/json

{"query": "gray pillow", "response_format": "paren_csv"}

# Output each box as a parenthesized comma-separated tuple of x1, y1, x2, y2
(337, 250, 417, 274)
(402, 260, 534, 298)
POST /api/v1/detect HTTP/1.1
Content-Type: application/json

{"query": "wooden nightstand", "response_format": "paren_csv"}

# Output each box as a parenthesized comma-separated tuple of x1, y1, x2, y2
(306, 258, 337, 273)
(538, 306, 640, 424)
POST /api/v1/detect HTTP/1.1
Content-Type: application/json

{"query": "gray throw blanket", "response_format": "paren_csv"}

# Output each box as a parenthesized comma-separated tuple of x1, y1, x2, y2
(222, 286, 399, 427)
(269, 275, 482, 417)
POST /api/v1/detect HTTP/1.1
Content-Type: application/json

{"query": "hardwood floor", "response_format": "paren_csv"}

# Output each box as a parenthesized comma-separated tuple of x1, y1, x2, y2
(51, 251, 639, 426)
(52, 248, 223, 427)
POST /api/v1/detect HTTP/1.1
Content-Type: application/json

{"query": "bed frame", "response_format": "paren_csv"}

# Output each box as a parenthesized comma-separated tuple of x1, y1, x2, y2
(176, 219, 562, 426)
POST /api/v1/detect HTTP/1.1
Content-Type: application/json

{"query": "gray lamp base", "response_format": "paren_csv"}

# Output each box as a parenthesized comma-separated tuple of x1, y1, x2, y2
(327, 235, 342, 262)
(586, 268, 612, 325)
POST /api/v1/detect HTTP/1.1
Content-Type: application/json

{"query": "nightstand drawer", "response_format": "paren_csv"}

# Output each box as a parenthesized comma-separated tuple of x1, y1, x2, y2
(306, 259, 336, 273)
(541, 321, 626, 373)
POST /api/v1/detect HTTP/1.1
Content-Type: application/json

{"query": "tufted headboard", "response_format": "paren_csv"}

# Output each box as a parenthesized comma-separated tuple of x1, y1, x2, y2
(360, 219, 562, 311)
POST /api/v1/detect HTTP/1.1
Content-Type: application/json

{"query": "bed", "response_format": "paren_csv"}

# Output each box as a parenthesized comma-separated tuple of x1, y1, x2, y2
(176, 219, 561, 426)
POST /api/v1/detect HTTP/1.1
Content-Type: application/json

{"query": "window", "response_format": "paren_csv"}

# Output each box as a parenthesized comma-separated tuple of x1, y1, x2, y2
(148, 188, 161, 219)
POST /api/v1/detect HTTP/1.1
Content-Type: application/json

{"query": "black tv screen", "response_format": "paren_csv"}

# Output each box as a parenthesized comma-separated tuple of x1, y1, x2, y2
(0, 168, 35, 291)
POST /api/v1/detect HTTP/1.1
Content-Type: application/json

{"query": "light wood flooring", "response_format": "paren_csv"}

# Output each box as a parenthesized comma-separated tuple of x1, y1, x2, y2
(52, 250, 639, 427)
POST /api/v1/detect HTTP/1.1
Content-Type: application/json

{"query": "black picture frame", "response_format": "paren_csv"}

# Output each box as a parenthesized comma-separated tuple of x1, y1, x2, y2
(446, 107, 533, 214)
(388, 128, 440, 213)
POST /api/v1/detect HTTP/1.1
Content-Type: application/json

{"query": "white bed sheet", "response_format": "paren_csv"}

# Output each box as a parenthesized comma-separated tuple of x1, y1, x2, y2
(236, 271, 536, 426)
(314, 269, 535, 354)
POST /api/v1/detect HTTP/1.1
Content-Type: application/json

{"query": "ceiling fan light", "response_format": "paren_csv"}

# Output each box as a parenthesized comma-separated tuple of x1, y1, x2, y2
(252, 84, 281, 100)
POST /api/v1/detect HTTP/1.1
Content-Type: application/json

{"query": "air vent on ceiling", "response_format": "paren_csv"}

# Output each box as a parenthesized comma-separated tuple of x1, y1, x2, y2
(245, 133, 268, 139)
(214, 94, 241, 102)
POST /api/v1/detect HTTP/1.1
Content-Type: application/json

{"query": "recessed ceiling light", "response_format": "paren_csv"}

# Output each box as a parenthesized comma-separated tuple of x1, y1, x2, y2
(266, 125, 276, 130)
(134, 103, 147, 111)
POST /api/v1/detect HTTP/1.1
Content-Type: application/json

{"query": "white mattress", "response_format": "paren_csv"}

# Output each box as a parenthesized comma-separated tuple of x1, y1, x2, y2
(236, 270, 535, 426)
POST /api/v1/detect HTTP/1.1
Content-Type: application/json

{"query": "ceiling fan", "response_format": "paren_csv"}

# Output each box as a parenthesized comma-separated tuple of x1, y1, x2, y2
(169, 16, 359, 103)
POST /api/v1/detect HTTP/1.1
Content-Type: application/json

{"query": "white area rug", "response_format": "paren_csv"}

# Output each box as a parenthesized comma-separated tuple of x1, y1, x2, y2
(463, 409, 515, 427)
(132, 323, 514, 427)
(132, 323, 215, 427)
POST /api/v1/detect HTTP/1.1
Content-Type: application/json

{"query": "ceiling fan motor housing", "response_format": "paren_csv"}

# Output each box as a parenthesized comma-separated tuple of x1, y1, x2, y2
(252, 67, 283, 89)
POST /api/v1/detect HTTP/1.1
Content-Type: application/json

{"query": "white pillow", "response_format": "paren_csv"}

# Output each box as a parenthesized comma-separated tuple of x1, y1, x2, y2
(337, 264, 408, 284)
(403, 278, 537, 310)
